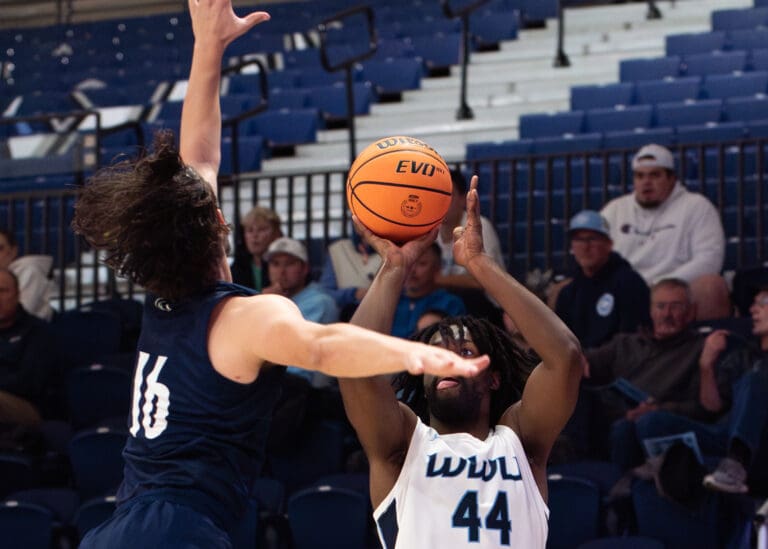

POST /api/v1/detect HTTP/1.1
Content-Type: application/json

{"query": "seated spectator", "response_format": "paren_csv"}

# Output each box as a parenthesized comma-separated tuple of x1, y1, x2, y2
(318, 225, 381, 321)
(581, 278, 713, 467)
(633, 286, 768, 495)
(555, 210, 651, 349)
(0, 229, 54, 321)
(229, 206, 282, 292)
(601, 144, 730, 320)
(0, 268, 56, 427)
(392, 243, 465, 338)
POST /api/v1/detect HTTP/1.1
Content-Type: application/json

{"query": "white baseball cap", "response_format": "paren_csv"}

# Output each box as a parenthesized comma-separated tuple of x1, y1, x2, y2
(264, 237, 308, 263)
(632, 144, 675, 171)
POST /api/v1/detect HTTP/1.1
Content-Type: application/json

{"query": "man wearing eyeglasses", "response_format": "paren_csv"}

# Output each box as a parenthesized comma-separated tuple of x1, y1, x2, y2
(555, 210, 650, 350)
(580, 278, 714, 469)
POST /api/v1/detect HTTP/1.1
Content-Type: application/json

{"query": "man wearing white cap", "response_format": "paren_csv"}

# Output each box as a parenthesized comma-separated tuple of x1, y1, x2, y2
(601, 144, 729, 320)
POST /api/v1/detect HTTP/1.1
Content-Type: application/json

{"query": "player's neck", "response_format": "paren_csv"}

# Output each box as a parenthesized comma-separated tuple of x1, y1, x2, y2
(430, 417, 490, 440)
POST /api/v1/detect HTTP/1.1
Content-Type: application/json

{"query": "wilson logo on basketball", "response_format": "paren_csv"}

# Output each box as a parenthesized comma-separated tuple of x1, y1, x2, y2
(396, 160, 436, 176)
(401, 195, 423, 218)
(375, 136, 430, 149)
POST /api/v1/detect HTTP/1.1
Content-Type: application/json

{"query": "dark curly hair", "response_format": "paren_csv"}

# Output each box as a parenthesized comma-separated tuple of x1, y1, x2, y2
(393, 315, 537, 429)
(71, 131, 229, 301)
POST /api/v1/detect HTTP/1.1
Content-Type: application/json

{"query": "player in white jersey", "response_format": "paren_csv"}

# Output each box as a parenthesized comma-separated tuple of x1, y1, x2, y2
(339, 175, 583, 548)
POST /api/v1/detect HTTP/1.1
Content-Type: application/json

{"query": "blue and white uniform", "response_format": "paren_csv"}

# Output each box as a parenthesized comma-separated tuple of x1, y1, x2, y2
(81, 282, 284, 548)
(374, 419, 548, 548)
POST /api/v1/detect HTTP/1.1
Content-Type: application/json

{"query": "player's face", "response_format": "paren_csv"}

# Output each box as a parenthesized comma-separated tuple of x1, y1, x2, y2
(633, 167, 676, 208)
(268, 253, 308, 297)
(423, 325, 494, 424)
(650, 285, 694, 339)
(0, 234, 18, 269)
(244, 219, 279, 258)
(569, 229, 612, 275)
(749, 291, 768, 338)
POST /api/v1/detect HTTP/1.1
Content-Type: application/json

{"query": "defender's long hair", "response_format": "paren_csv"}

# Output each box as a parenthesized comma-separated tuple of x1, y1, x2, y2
(72, 131, 229, 301)
(393, 315, 537, 429)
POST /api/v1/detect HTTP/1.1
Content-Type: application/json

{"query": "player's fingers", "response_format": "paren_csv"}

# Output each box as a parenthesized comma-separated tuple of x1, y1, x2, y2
(241, 11, 270, 30)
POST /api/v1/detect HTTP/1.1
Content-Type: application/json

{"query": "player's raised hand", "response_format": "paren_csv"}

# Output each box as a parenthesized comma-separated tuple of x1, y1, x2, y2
(189, 0, 270, 47)
(352, 215, 438, 271)
(406, 343, 490, 377)
(452, 175, 485, 267)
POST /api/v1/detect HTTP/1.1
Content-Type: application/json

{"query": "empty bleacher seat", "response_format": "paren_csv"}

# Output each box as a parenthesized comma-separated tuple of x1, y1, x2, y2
(286, 486, 368, 549)
(243, 109, 318, 153)
(358, 57, 423, 98)
(682, 50, 747, 76)
(0, 501, 54, 549)
(675, 121, 746, 145)
(67, 365, 132, 431)
(466, 139, 533, 161)
(723, 95, 768, 122)
(68, 427, 126, 500)
(654, 98, 722, 128)
(711, 7, 768, 31)
(308, 82, 374, 124)
(570, 82, 634, 111)
(619, 56, 681, 82)
(585, 105, 653, 133)
(532, 133, 603, 155)
(701, 71, 768, 100)
(547, 475, 601, 549)
(470, 8, 519, 50)
(411, 32, 461, 74)
(666, 31, 726, 57)
(603, 127, 675, 150)
(727, 28, 768, 52)
(635, 76, 701, 105)
(519, 111, 584, 139)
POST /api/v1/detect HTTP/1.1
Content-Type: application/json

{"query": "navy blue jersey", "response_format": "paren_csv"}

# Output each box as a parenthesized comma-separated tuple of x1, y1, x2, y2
(118, 282, 284, 532)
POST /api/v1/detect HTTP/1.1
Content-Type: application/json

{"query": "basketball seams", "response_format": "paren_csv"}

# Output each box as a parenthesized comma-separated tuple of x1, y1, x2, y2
(349, 194, 447, 228)
(350, 181, 452, 197)
(347, 147, 450, 188)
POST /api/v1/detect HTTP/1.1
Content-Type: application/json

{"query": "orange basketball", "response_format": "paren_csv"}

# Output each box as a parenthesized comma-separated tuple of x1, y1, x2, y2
(346, 135, 453, 243)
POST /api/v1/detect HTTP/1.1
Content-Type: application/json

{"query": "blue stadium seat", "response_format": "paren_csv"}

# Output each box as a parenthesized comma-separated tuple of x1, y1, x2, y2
(282, 48, 321, 69)
(666, 31, 726, 57)
(603, 127, 675, 150)
(219, 134, 263, 174)
(682, 50, 747, 76)
(0, 454, 37, 499)
(585, 105, 653, 133)
(746, 119, 768, 138)
(726, 28, 768, 52)
(654, 99, 722, 128)
(243, 109, 318, 152)
(723, 95, 768, 122)
(546, 475, 601, 549)
(634, 76, 701, 105)
(711, 7, 768, 31)
(394, 18, 462, 38)
(470, 8, 519, 50)
(519, 111, 584, 139)
(619, 56, 681, 82)
(570, 82, 634, 111)
(50, 309, 123, 371)
(675, 121, 746, 145)
(411, 32, 461, 74)
(750, 48, 768, 71)
(466, 139, 533, 161)
(372, 38, 417, 61)
(532, 133, 603, 155)
(73, 496, 117, 540)
(68, 427, 126, 500)
(265, 88, 310, 111)
(358, 57, 423, 97)
(0, 501, 54, 549)
(701, 71, 768, 100)
(308, 82, 374, 124)
(67, 365, 132, 431)
(287, 486, 368, 549)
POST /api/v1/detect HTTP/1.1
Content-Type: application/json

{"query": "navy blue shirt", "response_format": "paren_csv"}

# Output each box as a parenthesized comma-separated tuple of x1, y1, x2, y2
(556, 252, 651, 349)
(118, 282, 283, 531)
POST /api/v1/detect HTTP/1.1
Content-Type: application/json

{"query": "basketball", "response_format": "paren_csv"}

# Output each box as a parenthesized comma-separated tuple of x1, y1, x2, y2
(346, 135, 453, 243)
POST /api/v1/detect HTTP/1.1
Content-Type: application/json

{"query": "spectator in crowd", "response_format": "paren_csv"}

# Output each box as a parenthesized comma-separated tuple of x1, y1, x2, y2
(436, 169, 504, 323)
(415, 308, 448, 333)
(0, 268, 55, 427)
(392, 242, 465, 338)
(263, 236, 338, 385)
(601, 144, 730, 320)
(318, 224, 381, 321)
(631, 286, 768, 494)
(0, 229, 55, 321)
(229, 205, 282, 291)
(582, 278, 713, 467)
(555, 210, 650, 349)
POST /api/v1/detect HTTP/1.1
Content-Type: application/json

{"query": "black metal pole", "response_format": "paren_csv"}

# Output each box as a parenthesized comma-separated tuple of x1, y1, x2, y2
(456, 13, 474, 120)
(345, 66, 357, 166)
(554, 0, 570, 68)
(647, 0, 662, 20)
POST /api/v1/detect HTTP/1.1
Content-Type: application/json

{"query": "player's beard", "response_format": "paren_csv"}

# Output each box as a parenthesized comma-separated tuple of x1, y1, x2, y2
(425, 378, 483, 425)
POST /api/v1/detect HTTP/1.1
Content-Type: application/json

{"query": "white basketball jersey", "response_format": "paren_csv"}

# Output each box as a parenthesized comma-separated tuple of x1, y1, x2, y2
(373, 420, 549, 548)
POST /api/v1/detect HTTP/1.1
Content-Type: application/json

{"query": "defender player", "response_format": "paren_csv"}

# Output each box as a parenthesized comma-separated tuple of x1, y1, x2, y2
(73, 2, 488, 547)
(340, 176, 583, 548)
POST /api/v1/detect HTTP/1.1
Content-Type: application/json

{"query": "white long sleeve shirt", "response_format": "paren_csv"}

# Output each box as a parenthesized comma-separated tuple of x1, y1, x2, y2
(601, 182, 725, 285)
